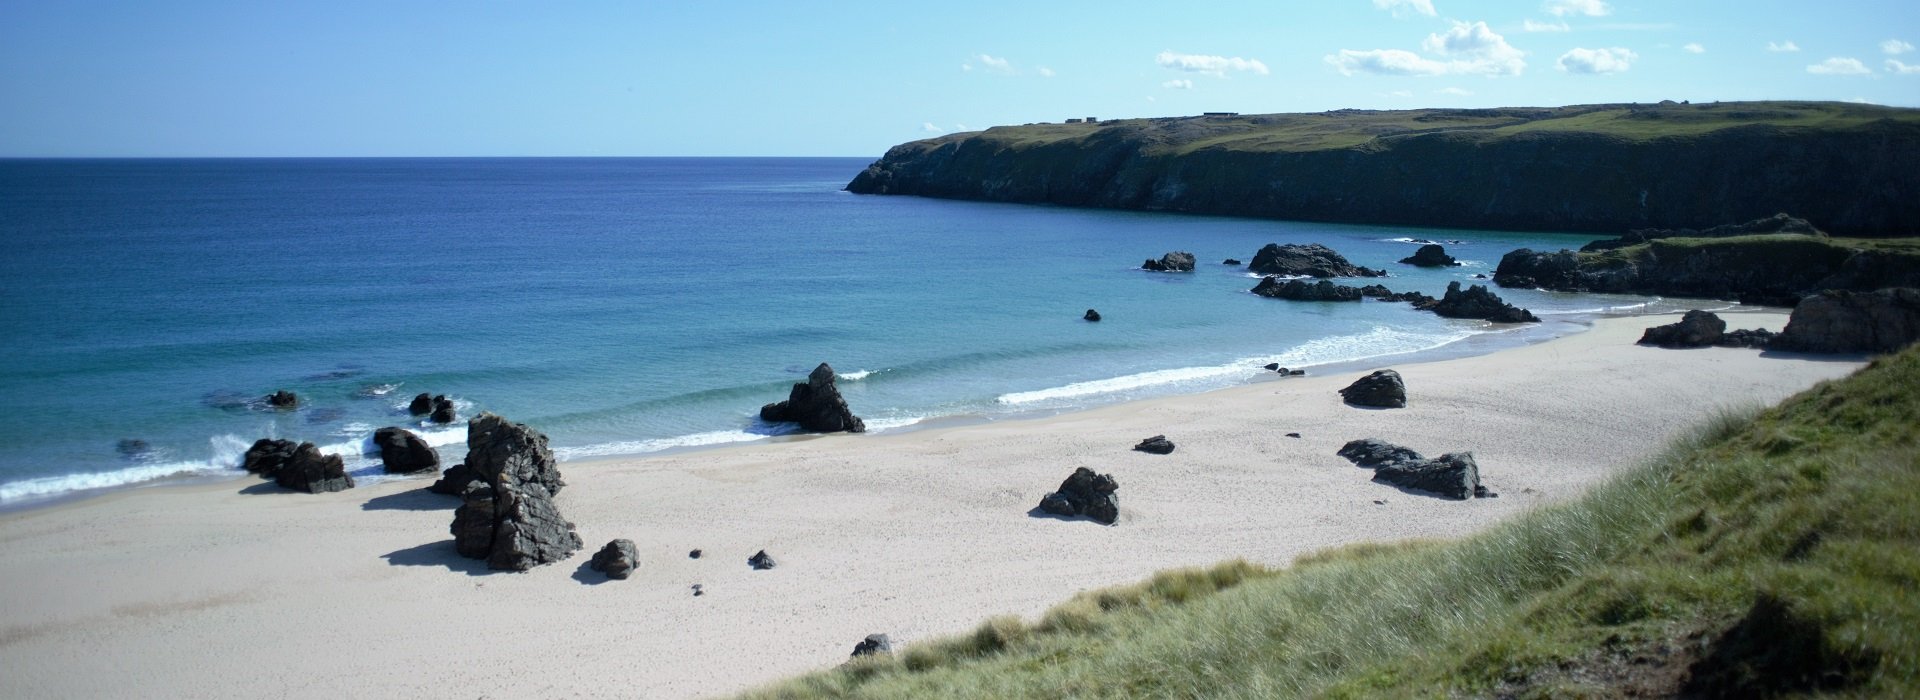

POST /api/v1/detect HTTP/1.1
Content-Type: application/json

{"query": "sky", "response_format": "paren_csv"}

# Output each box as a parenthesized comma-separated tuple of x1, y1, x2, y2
(1, 0, 1916, 157)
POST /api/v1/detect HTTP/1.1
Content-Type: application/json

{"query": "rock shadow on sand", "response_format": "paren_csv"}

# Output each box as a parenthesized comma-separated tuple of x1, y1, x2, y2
(570, 560, 616, 586)
(381, 540, 497, 576)
(361, 488, 455, 512)
(1025, 505, 1117, 526)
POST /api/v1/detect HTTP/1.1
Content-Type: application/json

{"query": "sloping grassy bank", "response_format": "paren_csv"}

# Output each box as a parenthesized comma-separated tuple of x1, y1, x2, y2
(744, 346, 1920, 698)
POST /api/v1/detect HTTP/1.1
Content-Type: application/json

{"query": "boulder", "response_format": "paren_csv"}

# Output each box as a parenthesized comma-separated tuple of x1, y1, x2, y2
(462, 412, 565, 496)
(1222, 258, 1243, 266)
(408, 392, 434, 415)
(429, 395, 456, 424)
(1141, 251, 1196, 272)
(760, 363, 866, 433)
(1638, 310, 1728, 348)
(1359, 285, 1437, 304)
(748, 550, 777, 570)
(1336, 438, 1424, 469)
(1399, 244, 1461, 267)
(266, 390, 299, 409)
(1492, 249, 1584, 290)
(589, 539, 639, 580)
(1251, 277, 1363, 302)
(850, 634, 894, 658)
(1772, 288, 1920, 354)
(242, 438, 299, 477)
(274, 442, 355, 494)
(1133, 435, 1175, 455)
(1427, 281, 1539, 323)
(373, 427, 440, 474)
(450, 478, 582, 571)
(1037, 467, 1120, 525)
(689, 549, 702, 559)
(1339, 370, 1407, 409)
(1084, 309, 1102, 322)
(1373, 452, 1495, 500)
(429, 462, 479, 495)
(1716, 328, 1778, 349)
(1247, 243, 1384, 278)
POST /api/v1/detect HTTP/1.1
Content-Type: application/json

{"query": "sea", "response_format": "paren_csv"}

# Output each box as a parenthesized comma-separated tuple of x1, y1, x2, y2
(0, 157, 1702, 506)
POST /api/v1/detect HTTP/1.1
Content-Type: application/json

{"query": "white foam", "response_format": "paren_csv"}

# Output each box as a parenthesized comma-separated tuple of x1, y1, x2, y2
(838, 369, 877, 381)
(0, 434, 252, 503)
(862, 415, 925, 432)
(997, 364, 1251, 405)
(553, 428, 797, 461)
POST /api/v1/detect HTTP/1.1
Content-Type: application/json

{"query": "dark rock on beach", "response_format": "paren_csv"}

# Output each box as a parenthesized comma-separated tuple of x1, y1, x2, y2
(589, 539, 639, 580)
(266, 390, 299, 409)
(429, 462, 478, 495)
(1429, 282, 1538, 323)
(850, 634, 894, 658)
(1037, 467, 1120, 525)
(1638, 310, 1728, 348)
(242, 438, 299, 477)
(761, 363, 866, 433)
(1716, 328, 1778, 349)
(373, 426, 440, 474)
(1133, 435, 1175, 455)
(749, 550, 777, 570)
(1084, 309, 1102, 322)
(1339, 370, 1407, 409)
(1375, 452, 1494, 500)
(1251, 277, 1363, 302)
(1248, 243, 1384, 278)
(451, 478, 582, 571)
(408, 393, 434, 416)
(1141, 251, 1196, 272)
(1772, 288, 1920, 354)
(1399, 244, 1461, 267)
(459, 412, 565, 496)
(1336, 438, 1425, 470)
(274, 442, 355, 494)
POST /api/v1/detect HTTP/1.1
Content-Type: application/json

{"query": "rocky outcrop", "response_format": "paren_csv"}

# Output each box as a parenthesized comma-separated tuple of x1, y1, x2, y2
(1772, 288, 1920, 354)
(1429, 282, 1539, 323)
(456, 413, 564, 496)
(409, 393, 434, 415)
(850, 634, 894, 658)
(274, 443, 355, 494)
(451, 479, 581, 571)
(1339, 370, 1407, 408)
(429, 396, 456, 424)
(761, 363, 866, 433)
(748, 550, 777, 570)
(266, 390, 299, 409)
(1141, 251, 1196, 272)
(1581, 213, 1824, 252)
(1717, 328, 1778, 349)
(1399, 244, 1461, 267)
(1133, 435, 1175, 454)
(1495, 237, 1920, 307)
(1337, 439, 1494, 500)
(1638, 310, 1727, 348)
(1037, 467, 1120, 525)
(1359, 285, 1437, 305)
(242, 438, 299, 476)
(429, 463, 478, 495)
(373, 427, 440, 474)
(1248, 243, 1384, 278)
(1251, 277, 1363, 302)
(589, 539, 639, 580)
(1222, 258, 1242, 265)
(1084, 309, 1101, 322)
(1336, 438, 1425, 469)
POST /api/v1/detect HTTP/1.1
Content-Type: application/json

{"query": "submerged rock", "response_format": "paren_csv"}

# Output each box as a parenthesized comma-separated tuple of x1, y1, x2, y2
(1399, 244, 1461, 267)
(589, 539, 639, 580)
(266, 390, 299, 409)
(1248, 243, 1384, 278)
(1251, 277, 1363, 302)
(1141, 251, 1196, 272)
(1772, 288, 1920, 354)
(1639, 310, 1728, 348)
(1339, 370, 1407, 409)
(373, 426, 440, 474)
(1084, 308, 1102, 322)
(1133, 435, 1175, 455)
(761, 363, 866, 433)
(408, 392, 434, 416)
(1428, 281, 1539, 323)
(1037, 467, 1120, 525)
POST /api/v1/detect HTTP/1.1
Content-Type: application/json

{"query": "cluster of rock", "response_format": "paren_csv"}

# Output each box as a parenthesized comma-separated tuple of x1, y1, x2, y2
(1248, 275, 1539, 324)
(1427, 281, 1539, 323)
(437, 412, 581, 571)
(372, 427, 439, 474)
(1773, 288, 1920, 354)
(409, 393, 457, 424)
(1338, 438, 1495, 500)
(1037, 467, 1120, 525)
(1581, 213, 1823, 252)
(761, 363, 866, 433)
(1262, 364, 1306, 375)
(1359, 285, 1436, 304)
(1493, 230, 1920, 308)
(1133, 435, 1175, 454)
(1247, 243, 1385, 278)
(1251, 277, 1361, 302)
(1339, 370, 1407, 409)
(242, 438, 355, 493)
(1399, 244, 1461, 267)
(1141, 251, 1196, 272)
(266, 390, 299, 409)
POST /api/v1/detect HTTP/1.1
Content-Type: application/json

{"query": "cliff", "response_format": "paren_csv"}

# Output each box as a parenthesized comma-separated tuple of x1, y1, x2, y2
(1492, 234, 1920, 306)
(847, 102, 1920, 236)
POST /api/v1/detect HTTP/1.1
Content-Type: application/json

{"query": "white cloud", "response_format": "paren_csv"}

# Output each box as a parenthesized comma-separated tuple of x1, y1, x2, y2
(1037, 66, 1056, 77)
(1373, 0, 1436, 18)
(1683, 43, 1705, 54)
(1523, 19, 1570, 33)
(1328, 21, 1526, 77)
(1807, 57, 1871, 75)
(976, 54, 1013, 73)
(955, 123, 972, 131)
(1437, 86, 1474, 95)
(1767, 41, 1800, 53)
(1382, 90, 1414, 97)
(1161, 79, 1194, 89)
(1557, 47, 1637, 73)
(961, 64, 973, 72)
(922, 123, 944, 133)
(1888, 59, 1920, 74)
(1157, 50, 1270, 76)
(1884, 40, 1915, 55)
(1544, 0, 1610, 17)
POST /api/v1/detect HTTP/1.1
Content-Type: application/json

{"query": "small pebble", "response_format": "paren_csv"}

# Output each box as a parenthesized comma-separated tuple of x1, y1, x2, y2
(689, 549, 702, 559)
(1285, 432, 1302, 438)
(692, 583, 704, 597)
(1373, 499, 1388, 505)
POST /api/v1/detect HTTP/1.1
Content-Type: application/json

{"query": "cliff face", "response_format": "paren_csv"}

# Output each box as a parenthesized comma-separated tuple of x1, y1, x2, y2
(847, 102, 1920, 236)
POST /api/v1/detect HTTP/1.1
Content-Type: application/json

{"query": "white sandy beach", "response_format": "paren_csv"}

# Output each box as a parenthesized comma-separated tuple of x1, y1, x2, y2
(0, 311, 1867, 699)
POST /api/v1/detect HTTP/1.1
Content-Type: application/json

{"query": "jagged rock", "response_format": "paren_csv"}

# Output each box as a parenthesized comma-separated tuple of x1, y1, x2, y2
(429, 395, 456, 424)
(408, 392, 434, 415)
(1582, 213, 1823, 252)
(242, 438, 299, 477)
(1373, 452, 1494, 500)
(1037, 467, 1119, 525)
(1133, 435, 1175, 454)
(748, 550, 777, 570)
(589, 539, 639, 580)
(761, 363, 866, 433)
(1492, 249, 1584, 290)
(373, 427, 440, 474)
(1141, 251, 1196, 272)
(1084, 309, 1101, 322)
(266, 390, 299, 409)
(850, 634, 894, 658)
(1399, 244, 1461, 267)
(1251, 277, 1363, 301)
(274, 442, 355, 494)
(1358, 284, 1437, 304)
(1638, 310, 1728, 348)
(1339, 370, 1407, 409)
(462, 412, 565, 496)
(451, 478, 581, 571)
(1222, 258, 1242, 265)
(1428, 282, 1539, 323)
(429, 462, 478, 495)
(1772, 288, 1920, 354)
(1716, 328, 1778, 349)
(1247, 243, 1384, 278)
(1336, 438, 1424, 469)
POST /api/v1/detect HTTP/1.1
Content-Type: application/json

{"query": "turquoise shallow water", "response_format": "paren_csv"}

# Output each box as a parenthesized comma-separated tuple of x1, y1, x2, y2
(0, 157, 1673, 504)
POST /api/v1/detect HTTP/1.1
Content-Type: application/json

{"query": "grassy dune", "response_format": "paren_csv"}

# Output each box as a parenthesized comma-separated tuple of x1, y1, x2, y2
(744, 345, 1920, 698)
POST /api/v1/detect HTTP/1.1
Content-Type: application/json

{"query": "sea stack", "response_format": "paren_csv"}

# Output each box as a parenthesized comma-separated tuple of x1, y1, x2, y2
(760, 363, 865, 433)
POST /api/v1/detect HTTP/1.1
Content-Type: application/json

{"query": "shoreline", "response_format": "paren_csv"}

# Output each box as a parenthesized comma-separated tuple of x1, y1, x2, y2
(0, 311, 1867, 699)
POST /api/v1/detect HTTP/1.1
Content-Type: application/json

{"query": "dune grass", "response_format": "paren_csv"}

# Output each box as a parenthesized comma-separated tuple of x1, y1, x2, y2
(742, 345, 1920, 698)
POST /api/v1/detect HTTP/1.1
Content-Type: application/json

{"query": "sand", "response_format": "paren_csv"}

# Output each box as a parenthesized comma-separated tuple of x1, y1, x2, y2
(0, 312, 1867, 699)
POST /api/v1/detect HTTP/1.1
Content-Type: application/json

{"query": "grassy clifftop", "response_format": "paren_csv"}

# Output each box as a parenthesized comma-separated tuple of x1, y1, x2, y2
(848, 101, 1920, 235)
(745, 345, 1920, 698)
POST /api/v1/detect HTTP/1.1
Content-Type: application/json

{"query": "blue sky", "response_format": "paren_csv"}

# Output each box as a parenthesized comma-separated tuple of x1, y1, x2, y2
(1, 0, 1915, 157)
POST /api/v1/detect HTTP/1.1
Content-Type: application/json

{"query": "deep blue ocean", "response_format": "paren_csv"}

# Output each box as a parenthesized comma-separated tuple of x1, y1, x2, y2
(0, 157, 1675, 505)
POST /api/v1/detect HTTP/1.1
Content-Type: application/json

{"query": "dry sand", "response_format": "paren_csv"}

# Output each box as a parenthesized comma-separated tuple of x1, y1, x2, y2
(0, 312, 1866, 699)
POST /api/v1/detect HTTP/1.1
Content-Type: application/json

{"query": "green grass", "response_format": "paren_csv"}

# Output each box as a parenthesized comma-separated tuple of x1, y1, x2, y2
(1579, 233, 1920, 274)
(741, 345, 1920, 698)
